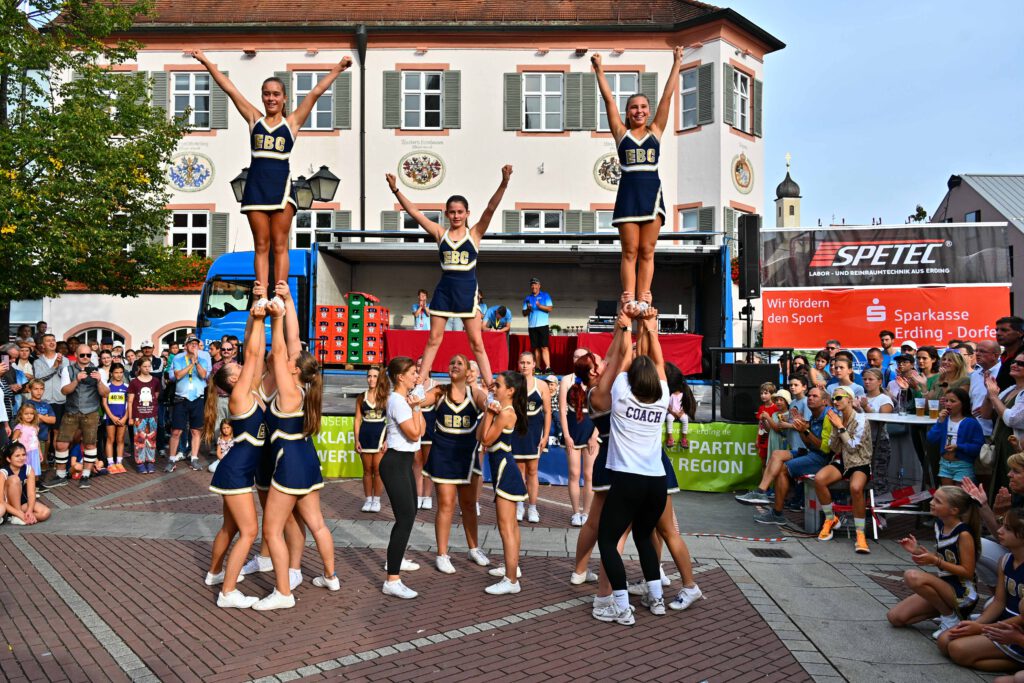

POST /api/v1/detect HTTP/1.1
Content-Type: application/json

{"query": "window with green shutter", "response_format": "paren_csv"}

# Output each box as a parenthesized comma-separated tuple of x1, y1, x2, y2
(581, 73, 598, 130)
(272, 71, 292, 114)
(294, 71, 333, 130)
(442, 70, 461, 129)
(722, 64, 735, 127)
(151, 71, 168, 113)
(209, 213, 229, 256)
(599, 72, 640, 132)
(382, 71, 401, 129)
(380, 210, 401, 242)
(333, 210, 353, 242)
(724, 207, 737, 239)
(503, 73, 522, 131)
(638, 72, 659, 114)
(564, 73, 583, 131)
(210, 71, 228, 130)
(334, 71, 351, 130)
(752, 78, 763, 138)
(698, 206, 715, 231)
(696, 63, 714, 126)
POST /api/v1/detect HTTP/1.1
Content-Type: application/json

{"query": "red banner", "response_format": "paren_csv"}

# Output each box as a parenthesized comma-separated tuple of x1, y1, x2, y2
(762, 286, 1010, 348)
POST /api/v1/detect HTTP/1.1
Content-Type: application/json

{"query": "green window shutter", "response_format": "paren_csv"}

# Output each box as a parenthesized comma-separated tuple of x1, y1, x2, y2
(639, 72, 659, 113)
(380, 210, 400, 242)
(210, 71, 229, 129)
(502, 210, 520, 233)
(698, 206, 715, 231)
(581, 73, 598, 130)
(209, 213, 229, 257)
(723, 64, 735, 127)
(564, 72, 583, 131)
(581, 210, 597, 244)
(443, 70, 461, 129)
(696, 63, 714, 126)
(565, 209, 582, 233)
(382, 71, 401, 129)
(272, 71, 292, 113)
(752, 78, 763, 138)
(724, 207, 737, 240)
(503, 73, 522, 131)
(333, 71, 351, 130)
(333, 210, 351, 242)
(151, 71, 168, 113)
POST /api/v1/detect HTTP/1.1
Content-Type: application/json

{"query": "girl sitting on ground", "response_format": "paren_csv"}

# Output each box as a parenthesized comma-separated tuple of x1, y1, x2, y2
(2, 441, 51, 525)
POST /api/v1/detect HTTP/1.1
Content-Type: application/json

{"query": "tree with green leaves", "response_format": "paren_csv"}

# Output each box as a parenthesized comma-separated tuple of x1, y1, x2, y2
(0, 0, 196, 335)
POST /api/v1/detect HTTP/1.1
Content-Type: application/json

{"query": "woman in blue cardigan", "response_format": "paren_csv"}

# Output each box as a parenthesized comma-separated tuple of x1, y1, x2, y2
(928, 387, 984, 485)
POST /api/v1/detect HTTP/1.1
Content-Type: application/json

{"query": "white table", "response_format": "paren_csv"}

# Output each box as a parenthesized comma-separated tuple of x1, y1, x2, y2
(863, 413, 935, 426)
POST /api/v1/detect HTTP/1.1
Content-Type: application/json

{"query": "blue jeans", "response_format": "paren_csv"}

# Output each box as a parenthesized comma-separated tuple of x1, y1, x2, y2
(785, 451, 829, 479)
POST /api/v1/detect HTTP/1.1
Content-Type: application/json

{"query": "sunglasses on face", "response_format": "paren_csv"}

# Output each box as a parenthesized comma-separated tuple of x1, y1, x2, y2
(831, 396, 847, 403)
(222, 347, 235, 352)
(78, 353, 91, 358)
(1012, 360, 1024, 368)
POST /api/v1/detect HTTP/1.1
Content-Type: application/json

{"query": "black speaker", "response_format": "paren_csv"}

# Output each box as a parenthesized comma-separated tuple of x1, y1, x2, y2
(595, 300, 618, 316)
(719, 362, 777, 422)
(737, 213, 761, 299)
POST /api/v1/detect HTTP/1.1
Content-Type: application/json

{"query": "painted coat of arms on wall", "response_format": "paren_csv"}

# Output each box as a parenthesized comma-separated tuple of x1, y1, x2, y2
(594, 153, 621, 191)
(168, 153, 214, 192)
(399, 151, 445, 190)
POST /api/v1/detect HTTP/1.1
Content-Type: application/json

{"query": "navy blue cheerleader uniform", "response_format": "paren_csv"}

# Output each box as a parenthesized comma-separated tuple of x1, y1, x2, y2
(210, 395, 267, 495)
(663, 450, 680, 495)
(428, 230, 479, 318)
(421, 382, 438, 446)
(487, 407, 528, 502)
(254, 384, 277, 491)
(425, 391, 481, 485)
(1, 465, 29, 506)
(565, 390, 596, 448)
(612, 130, 666, 227)
(995, 554, 1024, 663)
(356, 394, 386, 454)
(241, 118, 298, 213)
(589, 390, 612, 493)
(266, 395, 324, 495)
(512, 379, 544, 461)
(935, 521, 978, 617)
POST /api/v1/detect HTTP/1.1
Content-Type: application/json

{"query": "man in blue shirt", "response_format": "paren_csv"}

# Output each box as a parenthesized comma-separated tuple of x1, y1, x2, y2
(166, 334, 210, 472)
(411, 289, 429, 330)
(484, 306, 512, 333)
(522, 278, 554, 371)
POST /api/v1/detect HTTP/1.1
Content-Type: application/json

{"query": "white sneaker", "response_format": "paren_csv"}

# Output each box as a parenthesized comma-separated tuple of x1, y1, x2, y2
(240, 555, 273, 575)
(932, 613, 960, 639)
(570, 569, 599, 585)
(435, 555, 456, 574)
(476, 502, 481, 516)
(581, 513, 589, 525)
(289, 568, 303, 591)
(252, 589, 295, 611)
(527, 505, 540, 524)
(516, 502, 524, 521)
(370, 497, 382, 512)
(253, 298, 270, 313)
(417, 496, 424, 509)
(217, 590, 259, 609)
(570, 512, 583, 527)
(641, 592, 666, 615)
(485, 577, 521, 595)
(208, 460, 219, 474)
(593, 594, 614, 610)
(312, 574, 340, 591)
(627, 579, 647, 596)
(660, 566, 671, 587)
(488, 565, 522, 578)
(592, 603, 635, 625)
(467, 548, 491, 566)
(670, 584, 705, 611)
(422, 496, 433, 510)
(384, 558, 421, 572)
(361, 498, 373, 512)
(382, 579, 418, 599)
(204, 570, 244, 586)
(269, 295, 285, 311)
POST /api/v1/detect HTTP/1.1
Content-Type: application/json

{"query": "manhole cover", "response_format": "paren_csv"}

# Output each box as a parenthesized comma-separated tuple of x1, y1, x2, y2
(749, 548, 791, 558)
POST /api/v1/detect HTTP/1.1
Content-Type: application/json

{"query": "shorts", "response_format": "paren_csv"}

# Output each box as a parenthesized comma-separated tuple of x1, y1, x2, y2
(528, 325, 550, 349)
(592, 439, 611, 492)
(785, 451, 829, 479)
(829, 461, 871, 480)
(938, 458, 975, 482)
(57, 411, 100, 445)
(171, 397, 205, 432)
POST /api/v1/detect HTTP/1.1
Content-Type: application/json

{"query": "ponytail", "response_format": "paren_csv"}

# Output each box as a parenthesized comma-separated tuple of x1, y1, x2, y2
(202, 364, 236, 443)
(939, 485, 983, 560)
(501, 371, 529, 435)
(569, 352, 598, 422)
(297, 351, 322, 436)
(371, 365, 390, 407)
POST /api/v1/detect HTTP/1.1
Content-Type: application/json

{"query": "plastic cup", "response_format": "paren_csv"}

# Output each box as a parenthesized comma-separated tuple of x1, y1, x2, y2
(928, 400, 940, 419)
(915, 398, 926, 417)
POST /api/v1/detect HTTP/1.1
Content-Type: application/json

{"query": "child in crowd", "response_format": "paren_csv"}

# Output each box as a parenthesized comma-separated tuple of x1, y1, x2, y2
(665, 366, 696, 450)
(928, 387, 983, 486)
(103, 364, 129, 474)
(11, 404, 43, 479)
(767, 389, 791, 458)
(24, 380, 54, 470)
(2, 441, 51, 525)
(210, 420, 233, 475)
(886, 486, 980, 638)
(755, 382, 777, 462)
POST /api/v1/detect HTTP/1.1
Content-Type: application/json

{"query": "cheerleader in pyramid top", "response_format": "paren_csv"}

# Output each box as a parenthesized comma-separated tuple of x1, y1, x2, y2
(189, 49, 351, 299)
(386, 165, 512, 389)
(592, 47, 684, 313)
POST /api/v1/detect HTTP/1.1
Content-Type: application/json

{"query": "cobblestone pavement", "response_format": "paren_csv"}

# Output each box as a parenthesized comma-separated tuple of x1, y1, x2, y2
(0, 469, 994, 682)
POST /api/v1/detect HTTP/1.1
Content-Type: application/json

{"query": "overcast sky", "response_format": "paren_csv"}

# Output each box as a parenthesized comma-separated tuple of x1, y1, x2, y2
(726, 0, 1024, 226)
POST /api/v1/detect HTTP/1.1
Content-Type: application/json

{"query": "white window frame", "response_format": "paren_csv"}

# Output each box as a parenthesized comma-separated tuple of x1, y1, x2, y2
(596, 210, 616, 234)
(160, 327, 194, 353)
(75, 328, 125, 347)
(522, 73, 563, 132)
(169, 210, 209, 256)
(679, 68, 698, 130)
(401, 71, 443, 130)
(679, 208, 700, 233)
(172, 72, 211, 129)
(521, 210, 563, 243)
(294, 71, 333, 130)
(732, 70, 750, 133)
(597, 71, 639, 132)
(294, 210, 334, 248)
(401, 211, 443, 242)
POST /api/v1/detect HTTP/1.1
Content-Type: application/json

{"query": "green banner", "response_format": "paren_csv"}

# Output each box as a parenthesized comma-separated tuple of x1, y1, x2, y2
(664, 422, 761, 493)
(314, 415, 364, 478)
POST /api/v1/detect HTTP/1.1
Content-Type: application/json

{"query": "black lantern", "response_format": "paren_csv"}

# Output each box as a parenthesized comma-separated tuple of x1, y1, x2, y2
(230, 167, 249, 203)
(293, 175, 315, 210)
(309, 165, 341, 202)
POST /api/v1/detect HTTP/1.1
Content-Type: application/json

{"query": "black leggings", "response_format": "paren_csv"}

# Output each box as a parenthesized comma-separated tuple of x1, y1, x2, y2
(379, 449, 417, 575)
(597, 470, 666, 591)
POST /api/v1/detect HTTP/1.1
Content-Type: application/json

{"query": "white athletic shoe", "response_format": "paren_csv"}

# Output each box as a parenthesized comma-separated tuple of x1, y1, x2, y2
(641, 592, 666, 616)
(384, 558, 421, 572)
(570, 512, 583, 527)
(592, 603, 635, 625)
(417, 496, 424, 509)
(370, 497, 382, 513)
(593, 594, 614, 609)
(269, 296, 285, 311)
(382, 579, 418, 599)
(467, 548, 490, 566)
(570, 569, 599, 585)
(516, 501, 524, 521)
(627, 579, 648, 596)
(289, 568, 303, 591)
(253, 298, 270, 313)
(581, 513, 589, 525)
(660, 566, 671, 587)
(361, 497, 373, 512)
(422, 496, 433, 510)
(204, 570, 243, 586)
(485, 577, 521, 595)
(252, 589, 295, 611)
(488, 565, 522, 578)
(435, 555, 456, 574)
(476, 502, 481, 516)
(208, 460, 219, 474)
(932, 613, 960, 639)
(240, 555, 273, 576)
(217, 590, 259, 609)
(312, 574, 341, 591)
(670, 584, 705, 611)
(527, 505, 540, 524)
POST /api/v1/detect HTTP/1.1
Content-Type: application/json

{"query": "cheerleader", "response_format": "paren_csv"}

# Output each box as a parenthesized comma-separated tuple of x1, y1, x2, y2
(189, 50, 351, 292)
(414, 357, 437, 510)
(561, 349, 601, 526)
(592, 48, 684, 312)
(512, 352, 551, 524)
(570, 352, 609, 587)
(386, 166, 512, 389)
(355, 366, 387, 513)
(422, 354, 492, 573)
(478, 371, 529, 594)
(253, 284, 338, 610)
(203, 283, 269, 608)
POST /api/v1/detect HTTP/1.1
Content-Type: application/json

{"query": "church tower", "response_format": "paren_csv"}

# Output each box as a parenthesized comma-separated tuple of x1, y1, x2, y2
(775, 153, 801, 227)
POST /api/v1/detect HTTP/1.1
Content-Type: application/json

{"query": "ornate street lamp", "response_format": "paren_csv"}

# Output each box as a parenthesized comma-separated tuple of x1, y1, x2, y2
(229, 167, 248, 203)
(309, 165, 341, 202)
(293, 175, 315, 210)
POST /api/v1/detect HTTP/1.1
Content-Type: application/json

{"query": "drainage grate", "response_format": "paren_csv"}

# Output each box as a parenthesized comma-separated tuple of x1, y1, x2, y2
(748, 548, 791, 558)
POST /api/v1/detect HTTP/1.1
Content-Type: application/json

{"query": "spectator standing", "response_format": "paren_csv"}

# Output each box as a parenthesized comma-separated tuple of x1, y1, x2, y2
(484, 305, 512, 332)
(970, 340, 1002, 438)
(861, 368, 895, 493)
(929, 351, 972, 401)
(24, 380, 54, 471)
(826, 357, 866, 400)
(2, 345, 26, 414)
(166, 335, 210, 472)
(54, 344, 109, 488)
(32, 321, 48, 348)
(411, 289, 430, 331)
(917, 346, 941, 391)
(809, 351, 831, 389)
(31, 334, 68, 456)
(127, 358, 161, 473)
(103, 364, 130, 473)
(879, 330, 898, 374)
(995, 316, 1024, 391)
(522, 278, 554, 372)
(209, 339, 239, 426)
(131, 340, 164, 377)
(981, 353, 1024, 503)
(14, 342, 34, 381)
(928, 388, 983, 486)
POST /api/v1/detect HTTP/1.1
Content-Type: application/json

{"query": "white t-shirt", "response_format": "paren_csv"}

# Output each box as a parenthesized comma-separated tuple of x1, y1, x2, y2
(608, 373, 670, 478)
(947, 417, 961, 448)
(386, 392, 420, 452)
(866, 393, 894, 413)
